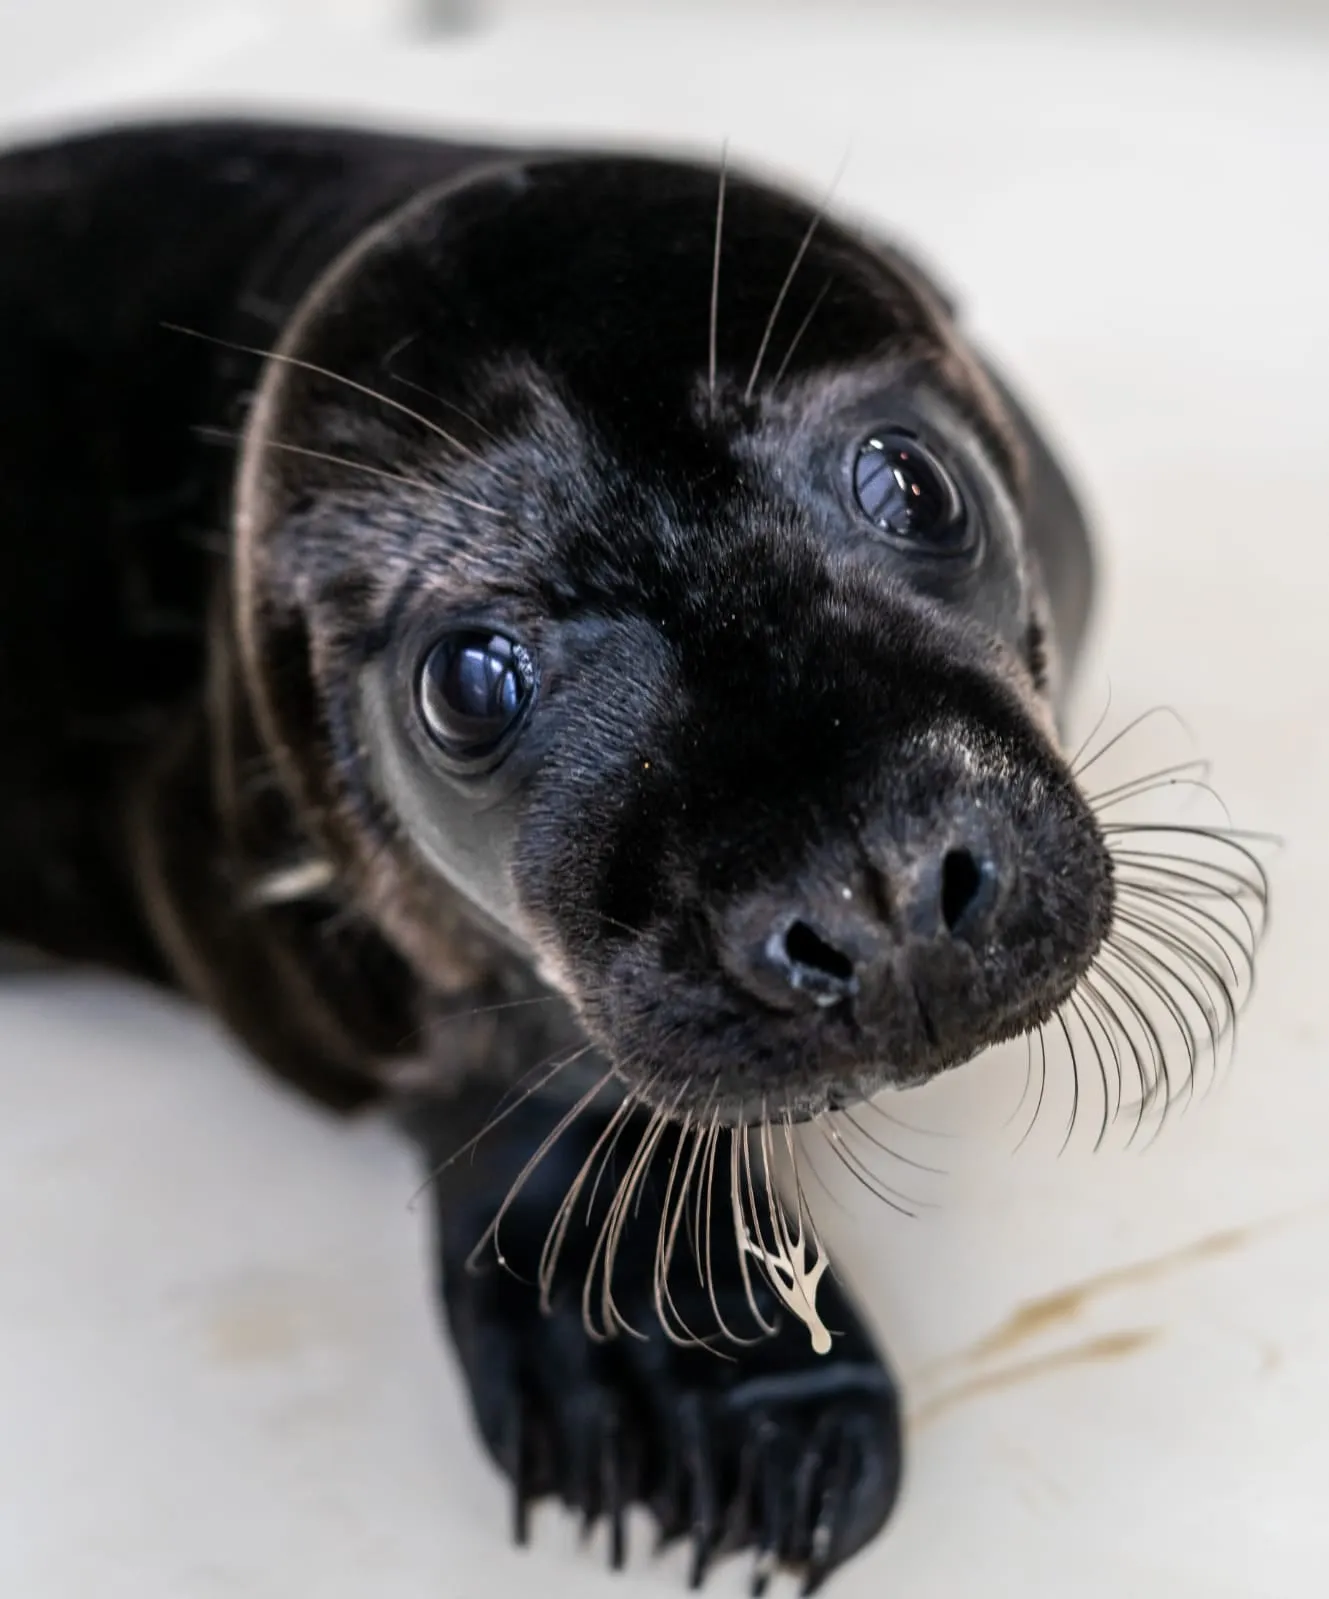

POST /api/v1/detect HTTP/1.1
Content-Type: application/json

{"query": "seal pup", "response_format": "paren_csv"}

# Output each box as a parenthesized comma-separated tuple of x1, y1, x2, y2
(0, 118, 1266, 1592)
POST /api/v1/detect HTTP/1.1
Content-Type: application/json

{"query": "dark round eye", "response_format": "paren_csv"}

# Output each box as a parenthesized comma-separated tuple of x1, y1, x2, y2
(851, 430, 971, 553)
(418, 630, 535, 761)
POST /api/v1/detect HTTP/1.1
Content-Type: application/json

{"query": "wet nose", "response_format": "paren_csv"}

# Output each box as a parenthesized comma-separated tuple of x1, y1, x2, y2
(721, 839, 1000, 1014)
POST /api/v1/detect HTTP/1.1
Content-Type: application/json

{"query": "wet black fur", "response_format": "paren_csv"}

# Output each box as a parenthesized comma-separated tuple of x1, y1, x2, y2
(0, 118, 1107, 1591)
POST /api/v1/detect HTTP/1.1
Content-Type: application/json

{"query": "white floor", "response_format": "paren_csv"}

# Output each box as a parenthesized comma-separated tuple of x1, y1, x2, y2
(2, 6, 1328, 1597)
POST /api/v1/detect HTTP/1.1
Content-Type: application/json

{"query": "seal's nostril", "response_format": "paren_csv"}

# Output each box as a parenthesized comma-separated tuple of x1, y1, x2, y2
(724, 902, 866, 1014)
(940, 846, 996, 936)
(782, 918, 856, 987)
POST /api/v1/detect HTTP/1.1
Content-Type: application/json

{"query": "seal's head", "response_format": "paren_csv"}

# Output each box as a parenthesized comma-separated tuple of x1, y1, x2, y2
(235, 152, 1114, 1124)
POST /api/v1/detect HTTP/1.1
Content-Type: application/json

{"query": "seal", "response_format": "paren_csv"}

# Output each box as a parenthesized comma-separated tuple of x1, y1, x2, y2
(0, 118, 1266, 1591)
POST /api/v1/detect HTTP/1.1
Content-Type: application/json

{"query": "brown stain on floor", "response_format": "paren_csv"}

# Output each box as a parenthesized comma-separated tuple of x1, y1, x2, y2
(913, 1218, 1266, 1386)
(962, 1224, 1247, 1365)
(910, 1328, 1161, 1428)
(200, 1270, 353, 1368)
(208, 1299, 309, 1366)
(901, 1203, 1327, 1425)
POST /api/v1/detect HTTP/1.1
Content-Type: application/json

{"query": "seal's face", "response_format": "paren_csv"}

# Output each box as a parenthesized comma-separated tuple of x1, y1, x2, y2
(238, 153, 1114, 1122)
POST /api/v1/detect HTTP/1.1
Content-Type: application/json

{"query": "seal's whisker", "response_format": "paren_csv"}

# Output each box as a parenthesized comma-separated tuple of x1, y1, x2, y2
(1011, 1022, 1050, 1148)
(1111, 852, 1269, 921)
(689, 1105, 717, 1269)
(1016, 789, 1277, 1152)
(707, 143, 728, 414)
(699, 1113, 756, 1344)
(1117, 897, 1243, 1006)
(1066, 680, 1115, 772)
(769, 277, 833, 390)
(1114, 884, 1252, 991)
(1109, 918, 1233, 1060)
(1067, 976, 1140, 1143)
(197, 424, 500, 516)
(165, 322, 492, 466)
(743, 153, 849, 404)
(689, 1116, 740, 1345)
(1072, 982, 1127, 1128)
(734, 1123, 782, 1336)
(1108, 835, 1274, 873)
(813, 1118, 921, 1217)
(400, 990, 563, 1060)
(1100, 819, 1278, 860)
(1117, 935, 1233, 1110)
(1112, 859, 1264, 928)
(1083, 973, 1154, 1141)
(582, 1085, 648, 1223)
(1085, 757, 1215, 811)
(793, 1124, 855, 1221)
(1106, 831, 1273, 914)
(261, 438, 496, 516)
(782, 1104, 820, 1253)
(411, 1041, 592, 1201)
(674, 1085, 720, 1281)
(537, 1087, 639, 1313)
(1050, 1005, 1084, 1152)
(1087, 960, 1175, 1140)
(197, 425, 423, 492)
(1094, 942, 1202, 1135)
(377, 368, 507, 450)
(587, 1098, 675, 1341)
(1070, 703, 1195, 782)
(561, 1091, 652, 1334)
(1006, 1029, 1037, 1133)
(834, 1106, 949, 1177)
(603, 1084, 690, 1335)
(465, 1065, 617, 1276)
(1059, 996, 1111, 1152)
(1103, 934, 1205, 1098)
(758, 1110, 783, 1249)
(852, 1092, 958, 1141)
(652, 1114, 714, 1347)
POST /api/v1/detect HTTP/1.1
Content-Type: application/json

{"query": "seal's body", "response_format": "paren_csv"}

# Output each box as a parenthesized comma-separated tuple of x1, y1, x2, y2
(1, 119, 1115, 1590)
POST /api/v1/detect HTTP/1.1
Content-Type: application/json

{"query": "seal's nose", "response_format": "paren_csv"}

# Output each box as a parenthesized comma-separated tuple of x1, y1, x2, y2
(932, 845, 1000, 940)
(719, 836, 1001, 1015)
(762, 917, 862, 1008)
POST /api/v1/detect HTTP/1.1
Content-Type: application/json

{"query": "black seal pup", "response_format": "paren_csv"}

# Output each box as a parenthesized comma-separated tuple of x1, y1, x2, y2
(0, 119, 1265, 1592)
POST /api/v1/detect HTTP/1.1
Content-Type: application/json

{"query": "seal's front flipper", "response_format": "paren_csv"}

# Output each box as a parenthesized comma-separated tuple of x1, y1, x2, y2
(402, 1094, 903, 1593)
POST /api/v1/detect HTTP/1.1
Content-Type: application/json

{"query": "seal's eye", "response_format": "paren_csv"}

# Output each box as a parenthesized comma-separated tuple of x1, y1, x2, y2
(852, 430, 972, 554)
(418, 630, 535, 761)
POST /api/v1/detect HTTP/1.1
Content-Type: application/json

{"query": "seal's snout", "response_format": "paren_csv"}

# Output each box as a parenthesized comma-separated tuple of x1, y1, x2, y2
(716, 824, 1003, 1021)
(721, 905, 868, 1014)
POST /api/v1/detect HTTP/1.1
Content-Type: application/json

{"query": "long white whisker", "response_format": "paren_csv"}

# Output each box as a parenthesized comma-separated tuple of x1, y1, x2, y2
(707, 144, 728, 414)
(166, 322, 490, 464)
(743, 152, 849, 404)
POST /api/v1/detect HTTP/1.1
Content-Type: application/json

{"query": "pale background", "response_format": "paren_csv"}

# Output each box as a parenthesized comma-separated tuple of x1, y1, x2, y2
(1, 3, 1327, 1597)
